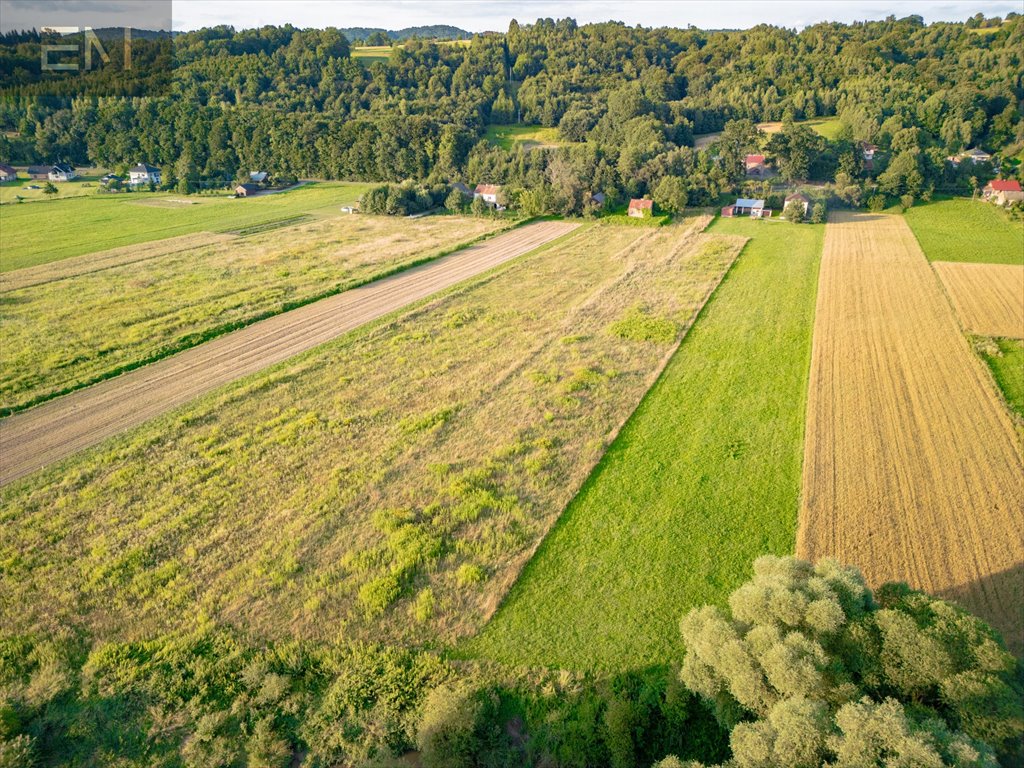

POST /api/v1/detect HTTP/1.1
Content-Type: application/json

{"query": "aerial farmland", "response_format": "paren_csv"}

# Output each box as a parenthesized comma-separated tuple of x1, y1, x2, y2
(1, 7, 1023, 767)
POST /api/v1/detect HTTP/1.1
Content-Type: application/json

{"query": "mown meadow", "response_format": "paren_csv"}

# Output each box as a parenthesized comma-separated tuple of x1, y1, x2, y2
(0, 182, 372, 270)
(468, 218, 824, 671)
(905, 197, 1024, 265)
(0, 214, 505, 412)
(0, 220, 743, 651)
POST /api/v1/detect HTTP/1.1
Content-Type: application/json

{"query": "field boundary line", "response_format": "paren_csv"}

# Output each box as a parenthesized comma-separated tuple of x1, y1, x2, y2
(0, 220, 520, 417)
(466, 228, 749, 634)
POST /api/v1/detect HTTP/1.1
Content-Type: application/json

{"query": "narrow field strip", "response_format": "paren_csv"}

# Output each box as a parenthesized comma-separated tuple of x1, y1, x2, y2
(0, 222, 577, 486)
(0, 215, 507, 412)
(0, 232, 239, 292)
(933, 261, 1024, 339)
(468, 218, 823, 671)
(0, 221, 735, 648)
(798, 212, 1024, 652)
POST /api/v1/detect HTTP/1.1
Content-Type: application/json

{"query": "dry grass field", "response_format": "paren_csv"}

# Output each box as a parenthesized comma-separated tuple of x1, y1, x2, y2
(798, 212, 1024, 652)
(0, 214, 506, 412)
(933, 261, 1024, 339)
(0, 217, 742, 649)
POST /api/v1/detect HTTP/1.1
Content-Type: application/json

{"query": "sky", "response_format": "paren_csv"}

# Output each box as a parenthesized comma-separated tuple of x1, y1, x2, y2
(1, 0, 1019, 34)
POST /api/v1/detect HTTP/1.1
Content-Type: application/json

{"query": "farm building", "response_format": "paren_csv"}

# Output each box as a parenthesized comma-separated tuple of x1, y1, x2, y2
(27, 165, 50, 180)
(784, 193, 811, 217)
(249, 171, 269, 183)
(0, 164, 16, 182)
(627, 198, 654, 218)
(234, 183, 259, 197)
(100, 173, 124, 186)
(129, 163, 161, 187)
(449, 181, 473, 198)
(982, 179, 1023, 206)
(474, 183, 501, 206)
(589, 192, 606, 208)
(745, 154, 770, 177)
(721, 198, 771, 218)
(48, 163, 77, 182)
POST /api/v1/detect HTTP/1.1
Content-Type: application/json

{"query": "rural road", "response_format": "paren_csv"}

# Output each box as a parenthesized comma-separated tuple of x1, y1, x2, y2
(0, 220, 578, 486)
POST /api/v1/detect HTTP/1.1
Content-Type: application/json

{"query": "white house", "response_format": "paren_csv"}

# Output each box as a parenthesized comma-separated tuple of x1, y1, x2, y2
(962, 147, 992, 164)
(474, 183, 501, 206)
(721, 197, 771, 218)
(48, 162, 77, 182)
(982, 179, 1023, 206)
(129, 163, 161, 187)
(784, 193, 810, 217)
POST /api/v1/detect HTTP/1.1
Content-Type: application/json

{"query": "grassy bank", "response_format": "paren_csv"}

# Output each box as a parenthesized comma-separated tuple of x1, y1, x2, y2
(467, 218, 824, 671)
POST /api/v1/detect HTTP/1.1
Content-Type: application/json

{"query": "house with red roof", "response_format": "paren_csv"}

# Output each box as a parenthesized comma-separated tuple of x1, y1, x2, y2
(627, 198, 654, 218)
(745, 154, 770, 177)
(474, 183, 501, 206)
(982, 179, 1023, 206)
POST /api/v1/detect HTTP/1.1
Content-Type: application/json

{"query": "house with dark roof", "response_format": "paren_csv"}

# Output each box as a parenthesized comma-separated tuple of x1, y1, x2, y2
(129, 163, 161, 187)
(249, 171, 269, 183)
(0, 164, 16, 182)
(449, 181, 473, 198)
(48, 162, 76, 182)
(589, 192, 606, 208)
(982, 179, 1023, 206)
(784, 192, 810, 217)
(627, 198, 653, 218)
(234, 183, 259, 197)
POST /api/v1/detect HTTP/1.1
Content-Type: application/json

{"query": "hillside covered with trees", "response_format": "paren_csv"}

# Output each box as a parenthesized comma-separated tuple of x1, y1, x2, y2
(1, 13, 1021, 211)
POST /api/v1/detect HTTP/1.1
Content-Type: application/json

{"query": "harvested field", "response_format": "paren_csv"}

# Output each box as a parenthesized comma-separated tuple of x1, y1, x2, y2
(0, 218, 739, 649)
(0, 214, 506, 412)
(0, 221, 575, 485)
(933, 261, 1024, 338)
(0, 232, 238, 292)
(798, 212, 1024, 652)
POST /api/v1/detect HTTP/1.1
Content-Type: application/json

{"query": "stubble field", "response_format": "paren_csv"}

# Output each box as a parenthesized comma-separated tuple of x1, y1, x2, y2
(0, 218, 743, 651)
(933, 261, 1024, 339)
(0, 214, 506, 412)
(798, 212, 1024, 651)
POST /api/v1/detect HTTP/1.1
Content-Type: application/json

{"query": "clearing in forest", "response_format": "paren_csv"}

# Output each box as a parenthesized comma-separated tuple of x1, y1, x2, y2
(798, 212, 1024, 652)
(933, 261, 1024, 339)
(469, 218, 824, 671)
(0, 218, 739, 650)
(0, 214, 507, 412)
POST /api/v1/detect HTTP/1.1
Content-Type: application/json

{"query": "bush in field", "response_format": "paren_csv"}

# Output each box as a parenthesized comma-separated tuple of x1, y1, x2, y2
(445, 188, 467, 213)
(900, 193, 915, 210)
(866, 194, 886, 212)
(661, 556, 1023, 768)
(809, 202, 827, 223)
(416, 682, 482, 768)
(783, 200, 805, 223)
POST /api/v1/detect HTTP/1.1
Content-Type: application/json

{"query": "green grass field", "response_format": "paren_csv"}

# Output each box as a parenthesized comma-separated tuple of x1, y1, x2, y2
(0, 223, 744, 649)
(0, 170, 108, 204)
(0, 182, 371, 271)
(905, 198, 1024, 265)
(803, 116, 845, 139)
(467, 218, 824, 671)
(483, 125, 566, 151)
(978, 338, 1024, 422)
(0, 215, 505, 412)
(350, 45, 394, 64)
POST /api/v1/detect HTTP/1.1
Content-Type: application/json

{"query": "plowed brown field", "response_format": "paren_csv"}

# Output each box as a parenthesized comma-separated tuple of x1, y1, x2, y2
(933, 261, 1024, 339)
(798, 212, 1024, 651)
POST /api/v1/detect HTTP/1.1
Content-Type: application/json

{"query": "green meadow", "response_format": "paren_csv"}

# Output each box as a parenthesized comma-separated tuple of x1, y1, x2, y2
(905, 197, 1024, 265)
(483, 124, 566, 151)
(0, 182, 371, 271)
(467, 218, 824, 671)
(978, 337, 1024, 422)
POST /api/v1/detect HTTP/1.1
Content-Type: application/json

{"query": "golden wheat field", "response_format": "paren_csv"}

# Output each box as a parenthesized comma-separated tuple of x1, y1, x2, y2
(798, 212, 1024, 651)
(932, 261, 1024, 339)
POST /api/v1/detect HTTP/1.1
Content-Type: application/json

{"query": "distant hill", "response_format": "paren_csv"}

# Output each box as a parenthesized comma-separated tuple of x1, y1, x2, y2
(339, 25, 472, 42)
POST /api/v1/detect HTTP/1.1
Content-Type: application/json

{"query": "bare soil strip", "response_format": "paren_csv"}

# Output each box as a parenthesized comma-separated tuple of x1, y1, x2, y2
(0, 232, 239, 292)
(798, 212, 1024, 651)
(0, 221, 577, 485)
(933, 261, 1024, 339)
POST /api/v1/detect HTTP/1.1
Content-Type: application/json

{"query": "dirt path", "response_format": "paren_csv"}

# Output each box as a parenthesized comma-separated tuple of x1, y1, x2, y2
(798, 212, 1024, 651)
(0, 221, 578, 486)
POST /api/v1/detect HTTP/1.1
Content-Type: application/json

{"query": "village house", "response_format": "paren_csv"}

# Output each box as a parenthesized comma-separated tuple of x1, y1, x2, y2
(745, 154, 770, 178)
(249, 171, 269, 184)
(0, 164, 17, 182)
(474, 183, 501, 206)
(627, 198, 654, 218)
(234, 183, 259, 197)
(982, 179, 1023, 206)
(859, 141, 878, 171)
(784, 193, 810, 217)
(949, 147, 993, 166)
(28, 163, 76, 181)
(129, 163, 161, 187)
(721, 197, 772, 219)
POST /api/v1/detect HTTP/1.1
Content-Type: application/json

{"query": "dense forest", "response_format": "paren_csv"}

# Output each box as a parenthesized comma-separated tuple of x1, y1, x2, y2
(0, 13, 1022, 212)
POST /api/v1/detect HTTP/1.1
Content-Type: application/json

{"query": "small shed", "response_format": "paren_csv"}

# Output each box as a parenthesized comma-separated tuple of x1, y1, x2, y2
(589, 192, 606, 208)
(235, 183, 259, 197)
(723, 198, 771, 218)
(450, 181, 473, 198)
(249, 171, 269, 183)
(0, 164, 16, 182)
(627, 198, 654, 218)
